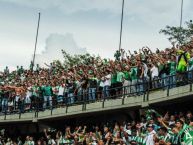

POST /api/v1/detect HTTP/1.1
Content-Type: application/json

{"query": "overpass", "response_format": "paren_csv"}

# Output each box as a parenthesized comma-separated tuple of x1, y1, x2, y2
(0, 83, 192, 123)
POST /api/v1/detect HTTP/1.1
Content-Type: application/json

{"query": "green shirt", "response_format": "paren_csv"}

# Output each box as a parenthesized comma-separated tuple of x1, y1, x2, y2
(123, 71, 131, 81)
(169, 61, 176, 75)
(43, 86, 52, 96)
(111, 73, 117, 84)
(32, 86, 38, 96)
(116, 72, 125, 83)
(130, 67, 138, 80)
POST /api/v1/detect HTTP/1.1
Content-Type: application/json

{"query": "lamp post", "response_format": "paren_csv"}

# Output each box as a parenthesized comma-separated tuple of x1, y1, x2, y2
(32, 12, 41, 71)
(179, 0, 184, 45)
(118, 0, 125, 52)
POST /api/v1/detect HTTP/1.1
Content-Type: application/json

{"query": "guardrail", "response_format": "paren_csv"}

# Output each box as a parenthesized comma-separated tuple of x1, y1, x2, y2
(1, 70, 193, 121)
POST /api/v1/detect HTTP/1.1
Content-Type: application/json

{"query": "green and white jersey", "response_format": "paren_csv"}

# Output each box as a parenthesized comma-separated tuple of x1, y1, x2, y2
(130, 136, 144, 144)
(171, 134, 180, 144)
(169, 61, 176, 75)
(157, 133, 171, 143)
(164, 133, 171, 143)
(165, 127, 178, 144)
(179, 124, 193, 145)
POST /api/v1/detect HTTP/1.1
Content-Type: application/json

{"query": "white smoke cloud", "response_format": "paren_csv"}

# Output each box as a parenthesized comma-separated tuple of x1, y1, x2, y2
(35, 33, 87, 67)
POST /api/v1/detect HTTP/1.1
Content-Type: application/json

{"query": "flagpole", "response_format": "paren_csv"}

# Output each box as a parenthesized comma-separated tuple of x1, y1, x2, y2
(119, 0, 125, 52)
(32, 12, 41, 71)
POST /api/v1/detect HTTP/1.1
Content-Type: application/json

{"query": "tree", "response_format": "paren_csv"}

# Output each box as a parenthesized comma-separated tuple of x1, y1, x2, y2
(160, 20, 193, 45)
(61, 50, 95, 69)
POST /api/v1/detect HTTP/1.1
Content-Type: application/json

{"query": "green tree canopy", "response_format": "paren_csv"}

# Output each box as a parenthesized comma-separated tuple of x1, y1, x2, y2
(160, 20, 193, 45)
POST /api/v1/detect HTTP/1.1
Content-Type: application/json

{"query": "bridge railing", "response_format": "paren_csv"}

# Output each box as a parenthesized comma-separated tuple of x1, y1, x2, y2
(1, 70, 193, 120)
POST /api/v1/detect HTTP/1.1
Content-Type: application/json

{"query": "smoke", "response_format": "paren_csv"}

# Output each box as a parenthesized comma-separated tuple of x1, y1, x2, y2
(35, 33, 87, 66)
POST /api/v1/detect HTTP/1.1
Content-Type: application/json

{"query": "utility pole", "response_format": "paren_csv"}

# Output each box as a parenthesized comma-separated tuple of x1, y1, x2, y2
(119, 0, 125, 52)
(180, 0, 184, 28)
(32, 12, 41, 71)
(179, 0, 184, 45)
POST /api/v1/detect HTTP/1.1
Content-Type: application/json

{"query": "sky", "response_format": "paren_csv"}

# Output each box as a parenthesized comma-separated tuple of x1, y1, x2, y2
(0, 0, 193, 70)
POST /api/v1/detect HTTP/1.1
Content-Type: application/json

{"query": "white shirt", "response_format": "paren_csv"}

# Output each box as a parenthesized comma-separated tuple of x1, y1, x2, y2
(151, 66, 159, 78)
(144, 130, 156, 145)
(104, 74, 111, 86)
(58, 86, 64, 96)
(99, 77, 105, 87)
(143, 63, 148, 78)
(26, 87, 32, 97)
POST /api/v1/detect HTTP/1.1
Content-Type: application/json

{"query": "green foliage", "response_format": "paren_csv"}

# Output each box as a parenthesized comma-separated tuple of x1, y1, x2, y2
(61, 50, 96, 69)
(160, 20, 193, 45)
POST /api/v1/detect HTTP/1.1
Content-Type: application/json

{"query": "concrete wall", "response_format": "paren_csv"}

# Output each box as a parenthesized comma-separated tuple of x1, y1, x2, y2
(0, 84, 192, 123)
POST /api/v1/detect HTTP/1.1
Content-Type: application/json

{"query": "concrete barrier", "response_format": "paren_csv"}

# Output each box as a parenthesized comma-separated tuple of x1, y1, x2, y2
(0, 84, 192, 123)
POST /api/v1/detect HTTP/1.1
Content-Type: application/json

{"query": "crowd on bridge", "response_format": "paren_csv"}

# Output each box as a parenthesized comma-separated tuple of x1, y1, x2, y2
(0, 38, 193, 113)
(0, 109, 193, 145)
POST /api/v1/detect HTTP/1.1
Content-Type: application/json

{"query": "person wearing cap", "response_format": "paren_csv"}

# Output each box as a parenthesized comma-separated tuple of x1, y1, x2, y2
(144, 124, 156, 145)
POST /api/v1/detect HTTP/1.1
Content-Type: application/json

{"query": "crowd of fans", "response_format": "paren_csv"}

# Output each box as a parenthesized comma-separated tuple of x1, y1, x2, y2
(0, 39, 193, 113)
(0, 109, 193, 145)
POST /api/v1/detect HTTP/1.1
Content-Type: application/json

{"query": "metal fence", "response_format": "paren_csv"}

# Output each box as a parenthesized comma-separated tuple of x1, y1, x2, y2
(1, 70, 193, 119)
